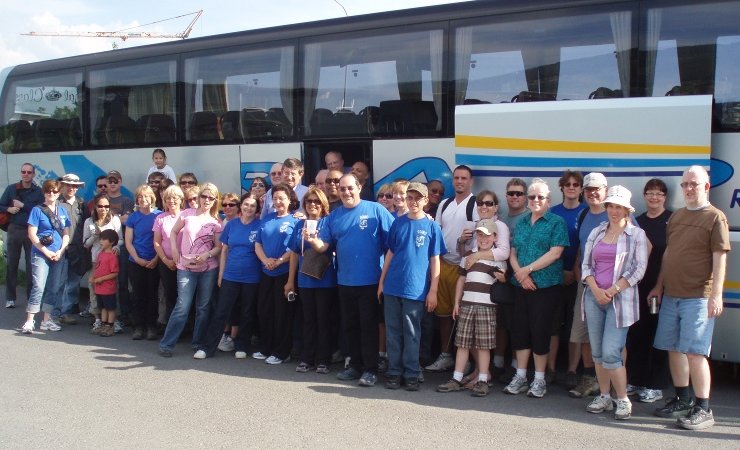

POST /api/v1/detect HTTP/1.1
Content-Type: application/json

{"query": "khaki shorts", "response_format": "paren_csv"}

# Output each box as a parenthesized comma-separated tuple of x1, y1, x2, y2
(569, 282, 590, 344)
(435, 259, 459, 317)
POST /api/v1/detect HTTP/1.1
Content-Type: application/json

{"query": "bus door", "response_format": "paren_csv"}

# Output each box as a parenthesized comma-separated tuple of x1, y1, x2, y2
(303, 140, 372, 189)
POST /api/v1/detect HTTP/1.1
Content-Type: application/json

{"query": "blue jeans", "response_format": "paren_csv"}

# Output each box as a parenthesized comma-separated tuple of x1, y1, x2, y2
(584, 289, 629, 369)
(26, 252, 64, 315)
(654, 295, 714, 357)
(54, 256, 81, 317)
(384, 294, 425, 380)
(159, 268, 217, 351)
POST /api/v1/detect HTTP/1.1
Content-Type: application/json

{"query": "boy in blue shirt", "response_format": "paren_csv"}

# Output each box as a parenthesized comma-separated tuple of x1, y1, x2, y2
(378, 182, 446, 390)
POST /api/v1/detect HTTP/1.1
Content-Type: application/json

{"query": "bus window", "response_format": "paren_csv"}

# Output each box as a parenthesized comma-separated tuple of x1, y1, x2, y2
(183, 45, 295, 143)
(648, 2, 740, 131)
(301, 27, 444, 137)
(89, 59, 177, 148)
(0, 71, 83, 154)
(453, 7, 634, 106)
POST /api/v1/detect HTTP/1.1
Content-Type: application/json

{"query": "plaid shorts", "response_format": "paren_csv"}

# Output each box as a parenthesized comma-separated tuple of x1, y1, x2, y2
(455, 303, 497, 349)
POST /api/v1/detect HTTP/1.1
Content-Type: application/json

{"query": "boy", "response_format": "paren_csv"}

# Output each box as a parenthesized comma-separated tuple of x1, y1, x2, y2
(378, 182, 446, 391)
(89, 229, 120, 337)
(437, 219, 506, 396)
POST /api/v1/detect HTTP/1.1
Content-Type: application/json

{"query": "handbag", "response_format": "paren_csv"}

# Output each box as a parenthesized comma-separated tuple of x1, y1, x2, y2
(0, 211, 9, 231)
(490, 266, 515, 305)
(299, 248, 332, 280)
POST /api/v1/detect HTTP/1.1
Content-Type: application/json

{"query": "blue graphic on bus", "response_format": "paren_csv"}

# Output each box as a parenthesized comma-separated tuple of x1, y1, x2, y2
(710, 157, 734, 188)
(32, 155, 134, 200)
(374, 157, 453, 196)
(240, 161, 276, 193)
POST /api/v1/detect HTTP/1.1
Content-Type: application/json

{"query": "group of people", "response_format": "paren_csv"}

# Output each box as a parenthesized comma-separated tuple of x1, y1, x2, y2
(0, 146, 728, 431)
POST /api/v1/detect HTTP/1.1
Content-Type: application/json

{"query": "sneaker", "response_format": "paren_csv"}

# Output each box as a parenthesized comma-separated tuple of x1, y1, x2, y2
(6, 300, 16, 308)
(385, 375, 402, 390)
(145, 327, 158, 340)
(79, 309, 92, 318)
(336, 367, 361, 381)
(99, 324, 115, 337)
(425, 353, 455, 372)
(437, 378, 465, 393)
(58, 314, 77, 325)
(90, 319, 103, 334)
(404, 378, 420, 392)
(295, 362, 315, 373)
(587, 395, 614, 413)
(251, 351, 267, 360)
(678, 406, 715, 430)
(265, 355, 284, 365)
(40, 320, 62, 332)
(132, 327, 145, 340)
(626, 384, 641, 396)
(358, 371, 377, 387)
(331, 350, 344, 364)
(654, 396, 695, 418)
(503, 375, 529, 395)
(472, 381, 490, 397)
(20, 320, 35, 334)
(569, 374, 599, 398)
(158, 348, 173, 358)
(114, 320, 123, 334)
(235, 351, 247, 359)
(527, 379, 547, 398)
(193, 350, 206, 359)
(614, 398, 632, 420)
(565, 372, 579, 389)
(218, 335, 235, 352)
(638, 389, 663, 403)
(316, 364, 330, 374)
(377, 356, 389, 373)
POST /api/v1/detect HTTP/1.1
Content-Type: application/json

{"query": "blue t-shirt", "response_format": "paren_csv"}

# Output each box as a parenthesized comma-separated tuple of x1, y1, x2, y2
(28, 205, 71, 256)
(220, 217, 262, 283)
(578, 210, 607, 258)
(126, 209, 161, 262)
(256, 212, 298, 276)
(288, 217, 337, 289)
(551, 202, 587, 271)
(384, 215, 447, 301)
(320, 200, 395, 286)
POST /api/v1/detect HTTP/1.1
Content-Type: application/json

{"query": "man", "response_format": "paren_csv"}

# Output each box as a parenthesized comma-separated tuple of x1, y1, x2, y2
(306, 174, 394, 387)
(501, 178, 528, 232)
(650, 165, 730, 430)
(87, 175, 108, 214)
(324, 151, 345, 172)
(0, 163, 43, 308)
(351, 161, 374, 201)
(262, 158, 308, 218)
(426, 165, 479, 372)
(269, 162, 283, 187)
(325, 169, 343, 211)
(315, 169, 329, 193)
(106, 170, 135, 323)
(55, 174, 89, 324)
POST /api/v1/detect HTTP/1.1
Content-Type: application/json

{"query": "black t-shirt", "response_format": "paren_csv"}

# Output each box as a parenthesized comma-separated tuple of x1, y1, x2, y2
(636, 209, 672, 291)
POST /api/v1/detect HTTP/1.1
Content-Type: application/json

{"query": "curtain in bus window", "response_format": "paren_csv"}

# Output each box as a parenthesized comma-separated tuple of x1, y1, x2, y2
(430, 30, 443, 131)
(521, 47, 559, 99)
(303, 43, 322, 135)
(645, 9, 662, 97)
(203, 84, 227, 113)
(454, 27, 473, 106)
(610, 11, 632, 97)
(280, 47, 294, 125)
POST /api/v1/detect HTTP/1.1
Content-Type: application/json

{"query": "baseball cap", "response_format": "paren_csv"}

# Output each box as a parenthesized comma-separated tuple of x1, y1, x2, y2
(107, 170, 122, 181)
(583, 172, 607, 188)
(407, 182, 428, 198)
(475, 218, 498, 236)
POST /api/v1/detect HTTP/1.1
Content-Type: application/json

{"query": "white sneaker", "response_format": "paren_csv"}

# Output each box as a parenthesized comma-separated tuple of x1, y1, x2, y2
(40, 320, 62, 332)
(114, 320, 123, 334)
(587, 395, 614, 413)
(6, 300, 16, 308)
(265, 355, 287, 365)
(20, 320, 35, 334)
(252, 351, 268, 360)
(503, 375, 529, 395)
(615, 399, 632, 420)
(193, 350, 207, 359)
(424, 353, 454, 372)
(218, 335, 235, 352)
(235, 351, 247, 359)
(638, 389, 663, 403)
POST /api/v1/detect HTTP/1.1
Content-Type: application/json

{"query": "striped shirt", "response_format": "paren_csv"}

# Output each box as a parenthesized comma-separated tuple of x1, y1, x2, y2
(458, 256, 507, 307)
(581, 221, 648, 328)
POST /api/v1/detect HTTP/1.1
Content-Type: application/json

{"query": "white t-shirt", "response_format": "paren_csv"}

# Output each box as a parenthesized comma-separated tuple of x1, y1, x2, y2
(147, 164, 177, 182)
(435, 193, 480, 265)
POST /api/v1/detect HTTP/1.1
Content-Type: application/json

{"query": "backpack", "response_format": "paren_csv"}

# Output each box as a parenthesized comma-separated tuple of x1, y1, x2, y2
(438, 195, 476, 222)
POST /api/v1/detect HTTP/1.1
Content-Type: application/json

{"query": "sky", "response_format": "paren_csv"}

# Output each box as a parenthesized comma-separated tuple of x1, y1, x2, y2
(0, 0, 469, 68)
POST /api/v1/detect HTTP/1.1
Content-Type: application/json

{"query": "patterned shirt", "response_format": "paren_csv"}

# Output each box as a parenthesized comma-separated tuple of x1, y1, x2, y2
(511, 211, 569, 289)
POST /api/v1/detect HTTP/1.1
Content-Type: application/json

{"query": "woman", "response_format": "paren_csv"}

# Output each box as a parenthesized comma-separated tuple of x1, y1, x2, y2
(195, 194, 262, 359)
(19, 180, 70, 333)
(159, 182, 222, 357)
(376, 184, 394, 213)
(424, 180, 445, 217)
(250, 177, 268, 210)
(185, 185, 200, 210)
(179, 172, 199, 192)
(221, 192, 240, 224)
(83, 193, 123, 332)
(254, 183, 299, 364)
(153, 185, 185, 323)
(126, 184, 162, 340)
(285, 186, 337, 373)
(504, 178, 569, 399)
(581, 185, 647, 420)
(626, 179, 671, 403)
(391, 180, 410, 217)
(213, 191, 242, 351)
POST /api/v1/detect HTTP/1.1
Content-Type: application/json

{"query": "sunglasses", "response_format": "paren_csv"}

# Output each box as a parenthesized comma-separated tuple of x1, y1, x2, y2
(251, 182, 265, 188)
(476, 200, 496, 207)
(187, 197, 198, 203)
(96, 184, 107, 189)
(377, 193, 393, 200)
(429, 188, 444, 195)
(46, 190, 60, 194)
(326, 178, 341, 185)
(148, 180, 161, 185)
(527, 195, 547, 201)
(506, 191, 525, 197)
(21, 170, 34, 174)
(180, 180, 196, 185)
(563, 182, 581, 188)
(305, 198, 321, 205)
(222, 203, 237, 208)
(108, 179, 120, 184)
(96, 204, 110, 209)
(200, 194, 216, 202)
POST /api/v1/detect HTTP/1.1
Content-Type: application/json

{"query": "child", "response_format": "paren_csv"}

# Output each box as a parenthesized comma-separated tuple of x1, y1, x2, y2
(437, 218, 505, 397)
(89, 229, 120, 337)
(378, 182, 446, 391)
(147, 148, 177, 182)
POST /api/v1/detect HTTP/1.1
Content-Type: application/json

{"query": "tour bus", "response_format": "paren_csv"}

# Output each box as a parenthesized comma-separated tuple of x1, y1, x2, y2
(0, 0, 738, 361)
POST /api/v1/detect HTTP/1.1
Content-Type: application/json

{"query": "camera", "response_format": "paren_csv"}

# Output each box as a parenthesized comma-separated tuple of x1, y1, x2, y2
(39, 235, 54, 246)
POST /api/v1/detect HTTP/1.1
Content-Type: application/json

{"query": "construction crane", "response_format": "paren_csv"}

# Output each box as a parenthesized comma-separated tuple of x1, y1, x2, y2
(22, 10, 203, 41)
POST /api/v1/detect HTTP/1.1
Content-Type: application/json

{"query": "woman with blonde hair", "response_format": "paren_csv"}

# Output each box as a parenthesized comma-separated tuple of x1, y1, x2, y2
(376, 184, 394, 212)
(153, 184, 185, 322)
(220, 192, 240, 224)
(159, 183, 222, 357)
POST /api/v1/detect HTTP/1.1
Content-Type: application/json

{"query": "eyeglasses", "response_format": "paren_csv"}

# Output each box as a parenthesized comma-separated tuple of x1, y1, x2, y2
(108, 179, 120, 184)
(644, 191, 666, 197)
(584, 186, 604, 192)
(305, 198, 321, 205)
(96, 184, 107, 189)
(200, 194, 216, 202)
(429, 188, 444, 195)
(270, 171, 281, 176)
(563, 182, 581, 188)
(251, 182, 265, 188)
(339, 186, 354, 192)
(680, 181, 701, 190)
(21, 170, 34, 174)
(527, 195, 547, 201)
(96, 204, 110, 209)
(180, 180, 196, 185)
(377, 193, 393, 200)
(476, 200, 496, 207)
(222, 203, 237, 208)
(506, 191, 525, 197)
(326, 178, 341, 185)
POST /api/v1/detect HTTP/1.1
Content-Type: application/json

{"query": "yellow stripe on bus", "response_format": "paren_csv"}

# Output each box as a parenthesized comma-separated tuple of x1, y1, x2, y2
(724, 281, 740, 290)
(456, 135, 709, 155)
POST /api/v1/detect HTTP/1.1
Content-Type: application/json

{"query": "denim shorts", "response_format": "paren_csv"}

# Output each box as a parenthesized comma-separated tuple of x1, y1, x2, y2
(653, 295, 714, 357)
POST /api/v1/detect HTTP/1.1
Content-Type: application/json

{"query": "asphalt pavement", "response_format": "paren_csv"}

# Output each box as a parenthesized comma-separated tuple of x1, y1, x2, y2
(1, 290, 739, 449)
